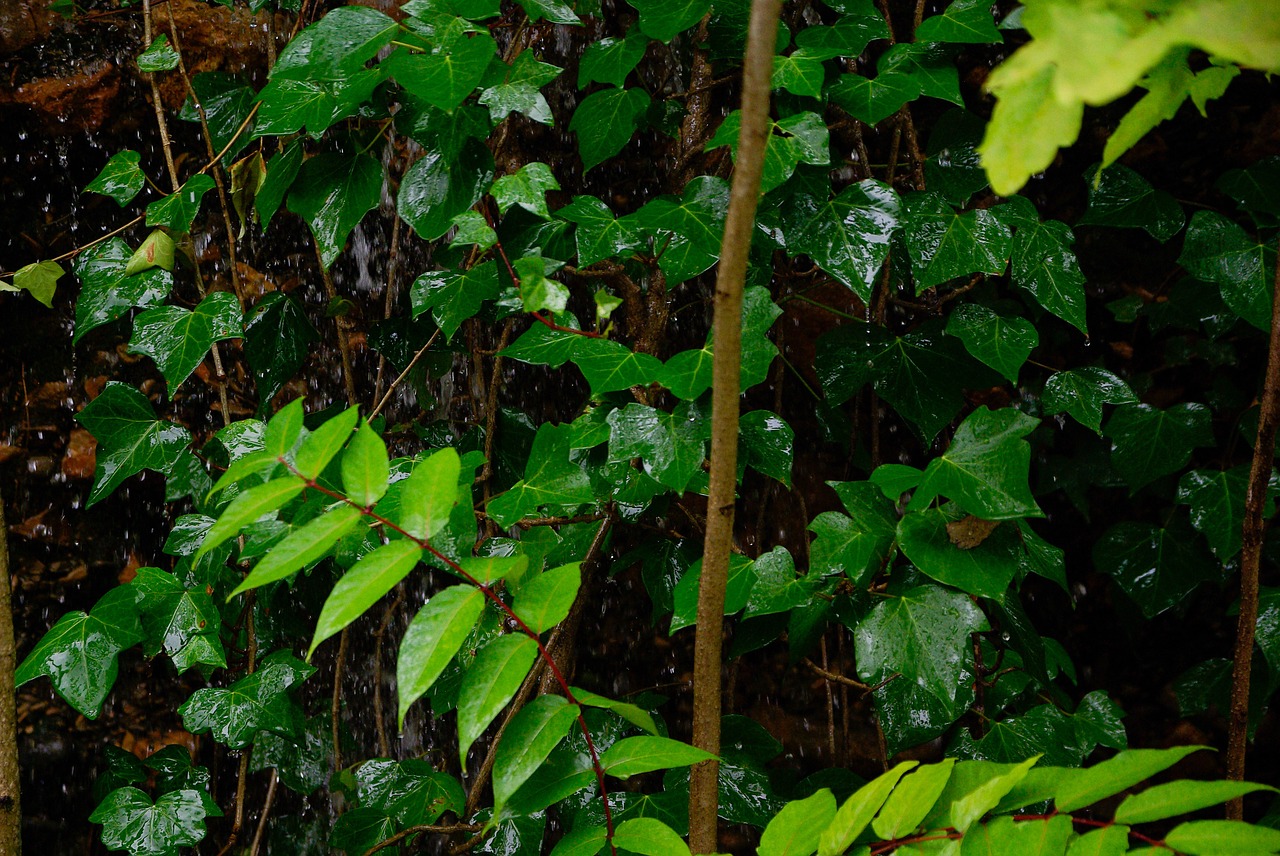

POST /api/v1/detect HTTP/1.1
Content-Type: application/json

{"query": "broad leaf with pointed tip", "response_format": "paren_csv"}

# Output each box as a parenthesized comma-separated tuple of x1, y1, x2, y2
(739, 410, 793, 485)
(514, 562, 581, 633)
(398, 141, 494, 241)
(287, 152, 382, 269)
(600, 736, 714, 779)
(478, 51, 562, 124)
(1105, 403, 1213, 492)
(1218, 156, 1280, 223)
(397, 585, 486, 726)
(487, 423, 595, 527)
(558, 196, 642, 266)
(411, 261, 500, 341)
(1176, 466, 1256, 561)
(1007, 208, 1089, 334)
(254, 67, 385, 138)
(244, 292, 319, 405)
(744, 546, 822, 618)
(903, 191, 1012, 290)
(782, 177, 901, 303)
(1079, 164, 1184, 242)
(500, 320, 582, 368)
(146, 174, 216, 233)
(90, 787, 208, 856)
(132, 567, 226, 673)
(516, 0, 579, 24)
(128, 292, 242, 393)
(311, 539, 424, 654)
(880, 43, 963, 106)
(571, 337, 663, 396)
(9, 260, 63, 307)
(86, 150, 145, 206)
(492, 695, 580, 812)
(808, 481, 897, 586)
(14, 586, 142, 718)
(137, 33, 181, 71)
(271, 6, 397, 79)
(579, 29, 648, 88)
(1179, 210, 1276, 331)
(628, 0, 710, 42)
(913, 406, 1041, 520)
(1042, 367, 1137, 433)
(1094, 516, 1218, 619)
(384, 33, 496, 112)
(458, 634, 538, 765)
(73, 238, 174, 343)
(493, 162, 560, 219)
(180, 72, 256, 164)
(916, 0, 1000, 43)
(607, 401, 708, 493)
(632, 176, 731, 258)
(659, 346, 713, 400)
(897, 507, 1022, 598)
(945, 303, 1037, 383)
(76, 382, 193, 506)
(571, 87, 651, 171)
(772, 50, 826, 97)
(829, 72, 920, 126)
(179, 653, 315, 748)
(231, 505, 364, 596)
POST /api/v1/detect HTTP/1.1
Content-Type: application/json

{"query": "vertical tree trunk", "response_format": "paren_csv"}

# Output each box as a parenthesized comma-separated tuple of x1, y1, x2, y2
(0, 487, 22, 854)
(687, 1, 782, 852)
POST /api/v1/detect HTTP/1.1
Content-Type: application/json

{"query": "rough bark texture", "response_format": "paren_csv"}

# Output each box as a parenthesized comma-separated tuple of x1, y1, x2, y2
(1226, 248, 1280, 817)
(0, 488, 22, 855)
(687, 1, 783, 852)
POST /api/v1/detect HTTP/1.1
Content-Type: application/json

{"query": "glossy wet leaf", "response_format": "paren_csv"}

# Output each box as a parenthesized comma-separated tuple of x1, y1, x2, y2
(288, 152, 382, 269)
(818, 762, 916, 856)
(739, 410, 793, 486)
(571, 87, 650, 171)
(924, 109, 989, 205)
(633, 175, 731, 258)
(572, 337, 663, 396)
(1008, 213, 1088, 334)
(1218, 155, 1280, 222)
(15, 586, 141, 718)
(607, 401, 707, 493)
(707, 111, 808, 194)
(516, 0, 579, 24)
(458, 634, 538, 765)
(8, 259, 62, 307)
(903, 191, 1012, 290)
(880, 43, 964, 106)
(1079, 164, 1184, 242)
(613, 817, 691, 856)
(398, 447, 462, 540)
(493, 162, 560, 219)
(558, 196, 641, 266)
(1179, 210, 1276, 330)
(1176, 466, 1254, 561)
(492, 695, 580, 812)
(397, 585, 486, 726)
(76, 382, 193, 506)
(328, 808, 396, 854)
(946, 303, 1037, 383)
(294, 405, 358, 479)
(137, 33, 181, 72)
(86, 150, 145, 206)
(128, 292, 242, 393)
(600, 736, 713, 779)
(572, 686, 660, 735)
(384, 33, 496, 112)
(659, 346, 713, 400)
(254, 140, 303, 229)
(488, 422, 594, 527)
(873, 758, 956, 840)
(254, 67, 384, 138)
(340, 421, 389, 508)
(500, 320, 582, 368)
(808, 482, 897, 586)
(231, 505, 363, 596)
(916, 0, 1000, 43)
(898, 508, 1023, 598)
(829, 72, 920, 126)
(550, 824, 608, 856)
(745, 546, 822, 618)
(514, 562, 580, 633)
(179, 654, 314, 748)
(73, 238, 174, 343)
(1094, 517, 1218, 619)
(772, 51, 826, 98)
(1054, 746, 1205, 813)
(479, 50, 562, 124)
(357, 758, 464, 827)
(411, 260, 500, 341)
(1166, 819, 1280, 855)
(146, 174, 215, 233)
(1104, 403, 1213, 492)
(124, 229, 176, 277)
(90, 787, 207, 856)
(629, 0, 710, 42)
(914, 406, 1041, 520)
(251, 712, 340, 796)
(579, 29, 648, 88)
(132, 567, 226, 673)
(1042, 367, 1137, 433)
(244, 292, 320, 404)
(199, 478, 308, 557)
(815, 321, 976, 442)
(854, 584, 988, 707)
(962, 814, 1073, 854)
(180, 72, 256, 164)
(980, 64, 1082, 197)
(782, 178, 901, 302)
(272, 5, 396, 79)
(398, 140, 495, 241)
(670, 553, 758, 632)
(312, 539, 424, 654)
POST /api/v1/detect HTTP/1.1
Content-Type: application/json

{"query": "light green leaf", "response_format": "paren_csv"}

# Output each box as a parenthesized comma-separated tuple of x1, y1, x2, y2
(613, 817, 691, 856)
(230, 505, 364, 596)
(138, 33, 182, 71)
(599, 736, 715, 779)
(871, 758, 955, 840)
(9, 260, 63, 308)
(397, 585, 486, 726)
(493, 162, 560, 219)
(570, 686, 660, 735)
(572, 337, 663, 396)
(1116, 780, 1277, 825)
(897, 507, 1022, 599)
(915, 0, 1000, 44)
(1165, 820, 1280, 856)
(760, 788, 835, 856)
(294, 406, 359, 480)
(819, 762, 917, 856)
(980, 65, 1083, 197)
(311, 539, 424, 654)
(1054, 746, 1206, 812)
(124, 230, 176, 277)
(579, 29, 649, 88)
(146, 174, 216, 233)
(514, 562, 581, 633)
(457, 634, 538, 765)
(199, 477, 307, 556)
(492, 695, 580, 811)
(772, 51, 825, 98)
(628, 0, 710, 42)
(341, 422, 390, 508)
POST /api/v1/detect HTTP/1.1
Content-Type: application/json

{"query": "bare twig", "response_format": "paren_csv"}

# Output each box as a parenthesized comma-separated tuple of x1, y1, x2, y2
(369, 328, 441, 420)
(247, 769, 277, 856)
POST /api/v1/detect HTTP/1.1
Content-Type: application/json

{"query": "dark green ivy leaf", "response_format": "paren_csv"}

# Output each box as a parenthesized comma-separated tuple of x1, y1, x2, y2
(179, 651, 316, 748)
(254, 67, 384, 138)
(793, 13, 887, 59)
(913, 406, 1042, 520)
(76, 382, 193, 505)
(915, 0, 1001, 44)
(632, 175, 731, 258)
(179, 73, 256, 164)
(383, 33, 496, 112)
(607, 401, 708, 493)
(1079, 164, 1185, 242)
(558, 196, 642, 266)
(86, 150, 145, 207)
(924, 109, 989, 205)
(488, 422, 595, 526)
(90, 787, 208, 856)
(411, 261, 500, 341)
(571, 337, 663, 395)
(478, 50, 563, 124)
(945, 303, 1037, 383)
(73, 238, 174, 343)
(571, 87, 651, 172)
(879, 42, 963, 106)
(782, 177, 901, 303)
(628, 0, 711, 42)
(1042, 367, 1138, 433)
(254, 140, 303, 230)
(1094, 516, 1219, 619)
(771, 50, 826, 98)
(288, 152, 383, 269)
(272, 6, 397, 79)
(903, 191, 1012, 291)
(829, 72, 920, 126)
(398, 140, 495, 241)
(1006, 202, 1089, 334)
(14, 586, 142, 718)
(1104, 403, 1214, 492)
(251, 713, 341, 795)
(1217, 155, 1280, 224)
(739, 410, 794, 486)
(492, 162, 560, 219)
(328, 808, 397, 855)
(128, 292, 242, 393)
(579, 29, 649, 88)
(515, 0, 580, 25)
(808, 481, 897, 586)
(244, 292, 319, 406)
(897, 507, 1022, 598)
(145, 174, 215, 234)
(1178, 210, 1276, 331)
(132, 567, 226, 673)
(1176, 466, 1254, 561)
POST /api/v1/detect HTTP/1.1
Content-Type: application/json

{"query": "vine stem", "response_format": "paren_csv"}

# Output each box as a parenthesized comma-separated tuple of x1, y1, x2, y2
(369, 328, 440, 420)
(1226, 237, 1280, 815)
(279, 461, 618, 853)
(688, 0, 782, 852)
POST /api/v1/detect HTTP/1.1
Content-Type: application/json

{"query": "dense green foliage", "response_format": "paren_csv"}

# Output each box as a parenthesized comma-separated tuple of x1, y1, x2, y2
(6, 0, 1280, 853)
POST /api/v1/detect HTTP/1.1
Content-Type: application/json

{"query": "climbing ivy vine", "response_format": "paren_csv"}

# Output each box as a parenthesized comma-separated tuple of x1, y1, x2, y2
(6, 0, 1280, 854)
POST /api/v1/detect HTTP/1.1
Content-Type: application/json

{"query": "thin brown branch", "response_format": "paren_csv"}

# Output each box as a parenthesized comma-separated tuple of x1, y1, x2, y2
(0, 489, 21, 856)
(361, 822, 482, 856)
(247, 769, 277, 856)
(314, 241, 360, 408)
(369, 328, 441, 420)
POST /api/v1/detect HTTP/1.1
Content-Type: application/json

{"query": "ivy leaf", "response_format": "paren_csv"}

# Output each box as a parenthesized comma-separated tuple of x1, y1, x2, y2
(383, 34, 496, 112)
(244, 292, 320, 405)
(880, 43, 964, 106)
(73, 238, 174, 343)
(980, 64, 1083, 197)
(76, 382, 193, 506)
(1179, 210, 1276, 331)
(14, 586, 142, 718)
(808, 481, 897, 586)
(607, 401, 708, 493)
(500, 320, 582, 368)
(254, 67, 385, 138)
(146, 174, 216, 233)
(897, 507, 1023, 598)
(398, 141, 494, 241)
(558, 196, 642, 266)
(739, 410, 793, 486)
(745, 547, 822, 618)
(782, 177, 901, 303)
(772, 51, 826, 98)
(179, 653, 315, 748)
(855, 584, 988, 707)
(516, 0, 580, 24)
(132, 567, 226, 673)
(628, 0, 711, 42)
(707, 112, 805, 194)
(254, 140, 303, 230)
(1094, 516, 1219, 619)
(493, 162, 561, 219)
(571, 338, 663, 396)
(1257, 588, 1280, 679)
(8, 260, 63, 307)
(86, 150, 145, 206)
(659, 346, 713, 400)
(479, 51, 563, 124)
(311, 539, 424, 655)
(914, 406, 1041, 520)
(829, 72, 920, 126)
(128, 292, 242, 393)
(90, 787, 208, 856)
(632, 175, 731, 258)
(271, 6, 397, 79)
(180, 73, 256, 164)
(794, 13, 886, 59)
(488, 422, 594, 527)
(903, 191, 1012, 291)
(571, 87, 651, 172)
(124, 230, 176, 277)
(251, 712, 341, 795)
(1042, 367, 1138, 433)
(137, 33, 181, 71)
(458, 634, 539, 766)
(397, 585, 486, 727)
(1176, 467, 1253, 561)
(492, 696, 580, 813)
(411, 261, 500, 341)
(1079, 164, 1184, 243)
(915, 0, 1000, 44)
(1218, 155, 1280, 224)
(670, 553, 758, 631)
(579, 29, 649, 88)
(815, 321, 974, 443)
(924, 109, 989, 205)
(288, 152, 383, 269)
(329, 808, 397, 854)
(945, 303, 1037, 383)
(357, 758, 465, 827)
(1104, 403, 1214, 492)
